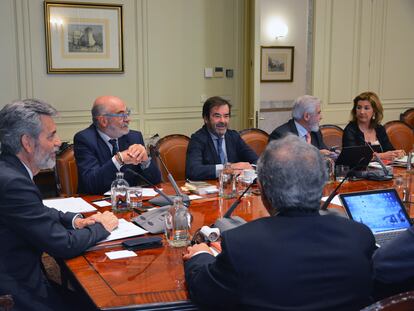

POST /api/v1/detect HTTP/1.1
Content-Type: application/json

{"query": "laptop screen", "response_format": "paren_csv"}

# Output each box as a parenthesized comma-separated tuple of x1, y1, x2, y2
(339, 189, 411, 234)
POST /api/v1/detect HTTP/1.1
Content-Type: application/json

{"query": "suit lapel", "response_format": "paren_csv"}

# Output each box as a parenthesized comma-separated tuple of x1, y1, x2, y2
(203, 126, 221, 164)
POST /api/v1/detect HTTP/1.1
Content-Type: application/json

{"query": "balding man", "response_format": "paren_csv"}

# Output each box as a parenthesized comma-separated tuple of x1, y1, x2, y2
(74, 96, 161, 194)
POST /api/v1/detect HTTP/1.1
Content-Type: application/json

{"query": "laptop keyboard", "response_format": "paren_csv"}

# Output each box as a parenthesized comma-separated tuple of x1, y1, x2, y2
(375, 231, 402, 246)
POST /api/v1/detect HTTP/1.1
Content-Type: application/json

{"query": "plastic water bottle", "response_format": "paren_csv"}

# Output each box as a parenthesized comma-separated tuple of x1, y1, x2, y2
(111, 172, 130, 212)
(165, 196, 191, 247)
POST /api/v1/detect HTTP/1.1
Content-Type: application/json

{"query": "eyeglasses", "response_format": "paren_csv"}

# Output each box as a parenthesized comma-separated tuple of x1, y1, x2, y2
(103, 109, 131, 118)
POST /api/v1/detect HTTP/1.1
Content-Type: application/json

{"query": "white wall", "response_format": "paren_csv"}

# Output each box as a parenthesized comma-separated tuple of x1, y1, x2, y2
(257, 0, 311, 133)
(0, 0, 247, 142)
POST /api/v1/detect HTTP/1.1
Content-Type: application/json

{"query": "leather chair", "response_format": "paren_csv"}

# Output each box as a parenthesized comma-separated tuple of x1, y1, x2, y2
(55, 145, 78, 197)
(400, 108, 414, 128)
(155, 134, 190, 182)
(320, 124, 343, 150)
(384, 121, 414, 153)
(361, 291, 414, 311)
(0, 294, 14, 311)
(239, 128, 269, 156)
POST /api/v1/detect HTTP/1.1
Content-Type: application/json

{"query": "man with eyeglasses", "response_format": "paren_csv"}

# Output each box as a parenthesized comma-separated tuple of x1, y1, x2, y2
(74, 95, 161, 194)
(186, 96, 258, 180)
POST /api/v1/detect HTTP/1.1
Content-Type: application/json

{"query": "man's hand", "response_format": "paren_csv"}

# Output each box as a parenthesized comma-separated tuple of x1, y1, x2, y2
(183, 243, 214, 261)
(230, 162, 253, 171)
(90, 211, 119, 232)
(74, 215, 96, 229)
(120, 144, 149, 165)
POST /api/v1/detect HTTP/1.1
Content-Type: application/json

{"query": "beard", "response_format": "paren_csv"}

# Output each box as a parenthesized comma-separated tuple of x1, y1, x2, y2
(34, 144, 57, 170)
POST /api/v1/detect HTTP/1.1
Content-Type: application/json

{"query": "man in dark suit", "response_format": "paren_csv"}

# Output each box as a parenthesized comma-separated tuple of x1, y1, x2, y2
(269, 95, 336, 157)
(0, 99, 119, 310)
(74, 95, 161, 194)
(186, 96, 258, 180)
(183, 135, 376, 311)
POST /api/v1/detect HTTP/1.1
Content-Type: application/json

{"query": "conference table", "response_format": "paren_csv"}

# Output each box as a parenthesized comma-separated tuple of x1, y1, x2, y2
(64, 168, 414, 310)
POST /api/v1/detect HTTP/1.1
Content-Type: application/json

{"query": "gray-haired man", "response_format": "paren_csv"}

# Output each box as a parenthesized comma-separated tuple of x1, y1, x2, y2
(269, 95, 336, 157)
(0, 99, 118, 310)
(183, 135, 375, 310)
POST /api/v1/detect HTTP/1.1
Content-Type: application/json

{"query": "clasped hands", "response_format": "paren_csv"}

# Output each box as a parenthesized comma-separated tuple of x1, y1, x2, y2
(119, 144, 149, 165)
(74, 211, 119, 232)
(376, 150, 406, 162)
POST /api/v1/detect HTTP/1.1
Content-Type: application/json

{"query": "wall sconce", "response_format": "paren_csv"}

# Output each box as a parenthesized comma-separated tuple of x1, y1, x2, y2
(268, 19, 288, 40)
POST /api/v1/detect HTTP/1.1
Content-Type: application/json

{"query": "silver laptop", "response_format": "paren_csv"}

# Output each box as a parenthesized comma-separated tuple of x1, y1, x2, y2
(339, 189, 411, 247)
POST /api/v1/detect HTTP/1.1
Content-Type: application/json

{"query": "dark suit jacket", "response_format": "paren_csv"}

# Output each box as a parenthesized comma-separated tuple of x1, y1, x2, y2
(185, 126, 258, 180)
(185, 211, 376, 311)
(268, 119, 327, 150)
(74, 124, 161, 194)
(0, 153, 109, 310)
(342, 121, 394, 152)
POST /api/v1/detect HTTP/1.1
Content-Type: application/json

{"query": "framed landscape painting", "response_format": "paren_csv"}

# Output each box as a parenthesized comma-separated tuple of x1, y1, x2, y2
(260, 46, 294, 82)
(44, 1, 124, 73)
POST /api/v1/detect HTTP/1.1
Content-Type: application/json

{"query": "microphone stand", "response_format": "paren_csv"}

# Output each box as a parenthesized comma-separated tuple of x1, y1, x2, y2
(213, 179, 257, 232)
(149, 146, 190, 206)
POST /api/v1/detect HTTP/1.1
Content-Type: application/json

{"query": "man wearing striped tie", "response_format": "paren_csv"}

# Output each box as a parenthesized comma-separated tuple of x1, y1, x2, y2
(268, 95, 335, 157)
(74, 96, 161, 194)
(186, 96, 258, 180)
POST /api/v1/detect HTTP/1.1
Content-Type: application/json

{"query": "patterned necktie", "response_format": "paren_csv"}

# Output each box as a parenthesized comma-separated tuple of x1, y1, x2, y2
(305, 132, 312, 144)
(216, 137, 225, 164)
(108, 139, 119, 156)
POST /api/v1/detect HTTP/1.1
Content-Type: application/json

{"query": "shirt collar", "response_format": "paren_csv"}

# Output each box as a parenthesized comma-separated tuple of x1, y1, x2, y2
(294, 120, 308, 138)
(19, 159, 33, 180)
(96, 128, 113, 143)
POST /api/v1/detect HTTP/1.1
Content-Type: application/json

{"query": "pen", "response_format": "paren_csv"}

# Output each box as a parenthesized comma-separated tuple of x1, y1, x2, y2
(91, 197, 111, 203)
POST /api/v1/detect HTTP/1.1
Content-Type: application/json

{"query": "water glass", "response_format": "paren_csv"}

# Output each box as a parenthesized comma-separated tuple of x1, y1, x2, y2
(219, 164, 236, 199)
(335, 165, 350, 182)
(126, 186, 143, 210)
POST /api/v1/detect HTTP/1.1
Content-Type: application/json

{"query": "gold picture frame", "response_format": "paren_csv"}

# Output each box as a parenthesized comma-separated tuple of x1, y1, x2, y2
(260, 46, 294, 82)
(44, 1, 124, 74)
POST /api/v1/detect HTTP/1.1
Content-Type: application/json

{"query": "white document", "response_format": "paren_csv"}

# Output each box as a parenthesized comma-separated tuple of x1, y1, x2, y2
(321, 195, 342, 206)
(93, 200, 111, 207)
(106, 250, 137, 260)
(188, 194, 203, 200)
(43, 197, 97, 213)
(99, 218, 148, 243)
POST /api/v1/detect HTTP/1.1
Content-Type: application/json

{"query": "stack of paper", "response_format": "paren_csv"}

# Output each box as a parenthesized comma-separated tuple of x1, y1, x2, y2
(43, 197, 97, 213)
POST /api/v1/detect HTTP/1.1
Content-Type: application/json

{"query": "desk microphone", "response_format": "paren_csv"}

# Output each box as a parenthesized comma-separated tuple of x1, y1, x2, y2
(365, 143, 393, 181)
(319, 163, 366, 217)
(125, 168, 174, 205)
(149, 146, 190, 206)
(213, 178, 257, 232)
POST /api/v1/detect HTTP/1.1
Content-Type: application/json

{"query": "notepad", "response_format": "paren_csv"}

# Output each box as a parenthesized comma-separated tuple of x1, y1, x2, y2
(43, 197, 97, 213)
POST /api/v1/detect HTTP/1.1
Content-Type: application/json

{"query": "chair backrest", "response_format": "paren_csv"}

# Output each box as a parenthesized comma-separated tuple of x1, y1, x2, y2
(320, 124, 344, 150)
(400, 108, 414, 128)
(155, 134, 190, 182)
(384, 121, 414, 153)
(239, 128, 269, 156)
(361, 291, 414, 311)
(55, 145, 78, 197)
(0, 294, 14, 311)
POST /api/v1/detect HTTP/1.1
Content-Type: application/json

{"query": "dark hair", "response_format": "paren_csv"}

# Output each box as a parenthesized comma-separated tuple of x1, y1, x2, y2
(202, 96, 232, 119)
(351, 91, 383, 128)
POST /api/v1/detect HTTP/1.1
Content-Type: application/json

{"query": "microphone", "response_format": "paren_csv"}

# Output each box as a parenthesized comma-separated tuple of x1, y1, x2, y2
(319, 162, 367, 217)
(125, 168, 174, 205)
(213, 179, 257, 232)
(365, 143, 393, 181)
(149, 146, 190, 206)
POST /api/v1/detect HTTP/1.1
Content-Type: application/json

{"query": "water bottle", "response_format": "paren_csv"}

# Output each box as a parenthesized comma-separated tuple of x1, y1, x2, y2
(111, 172, 130, 212)
(165, 196, 191, 247)
(407, 151, 413, 172)
(219, 163, 236, 198)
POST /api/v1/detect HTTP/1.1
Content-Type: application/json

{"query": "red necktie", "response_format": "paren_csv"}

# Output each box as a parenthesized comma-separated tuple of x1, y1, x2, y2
(305, 132, 311, 144)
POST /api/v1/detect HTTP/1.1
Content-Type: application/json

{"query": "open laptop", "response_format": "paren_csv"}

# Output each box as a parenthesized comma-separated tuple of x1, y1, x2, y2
(335, 145, 374, 169)
(339, 189, 411, 247)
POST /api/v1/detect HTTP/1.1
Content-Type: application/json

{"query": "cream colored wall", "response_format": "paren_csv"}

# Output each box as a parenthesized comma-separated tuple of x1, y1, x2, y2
(313, 0, 414, 127)
(0, 0, 246, 142)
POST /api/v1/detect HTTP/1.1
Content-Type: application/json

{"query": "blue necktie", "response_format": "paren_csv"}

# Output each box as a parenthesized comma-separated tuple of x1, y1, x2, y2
(217, 137, 225, 164)
(108, 139, 119, 156)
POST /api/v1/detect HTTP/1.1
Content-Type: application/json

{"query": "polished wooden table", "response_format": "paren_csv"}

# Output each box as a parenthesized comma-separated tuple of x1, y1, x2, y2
(65, 168, 414, 310)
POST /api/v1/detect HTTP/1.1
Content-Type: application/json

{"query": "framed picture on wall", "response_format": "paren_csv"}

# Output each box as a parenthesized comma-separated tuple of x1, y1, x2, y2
(44, 1, 124, 73)
(260, 46, 294, 82)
